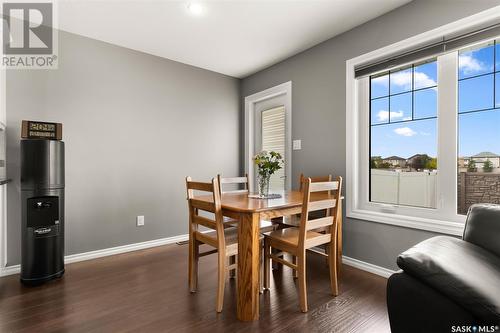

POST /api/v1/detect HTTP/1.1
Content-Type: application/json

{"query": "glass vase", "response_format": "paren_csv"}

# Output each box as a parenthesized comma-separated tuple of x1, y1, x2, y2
(258, 174, 271, 198)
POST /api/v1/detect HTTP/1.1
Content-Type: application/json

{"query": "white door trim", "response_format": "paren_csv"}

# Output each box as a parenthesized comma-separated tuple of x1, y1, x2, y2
(244, 81, 292, 191)
(0, 68, 6, 270)
(0, 185, 6, 270)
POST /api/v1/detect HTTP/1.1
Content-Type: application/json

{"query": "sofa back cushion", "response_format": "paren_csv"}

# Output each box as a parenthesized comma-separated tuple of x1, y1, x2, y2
(464, 204, 500, 257)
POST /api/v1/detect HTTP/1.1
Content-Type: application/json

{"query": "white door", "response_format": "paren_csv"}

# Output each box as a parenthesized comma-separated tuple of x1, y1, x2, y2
(245, 82, 292, 193)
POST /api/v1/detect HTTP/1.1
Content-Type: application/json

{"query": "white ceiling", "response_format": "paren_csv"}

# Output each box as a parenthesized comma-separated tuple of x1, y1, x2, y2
(57, 0, 412, 78)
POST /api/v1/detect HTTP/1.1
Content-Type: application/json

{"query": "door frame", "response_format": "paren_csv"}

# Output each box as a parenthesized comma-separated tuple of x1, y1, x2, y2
(244, 81, 292, 191)
(0, 68, 5, 271)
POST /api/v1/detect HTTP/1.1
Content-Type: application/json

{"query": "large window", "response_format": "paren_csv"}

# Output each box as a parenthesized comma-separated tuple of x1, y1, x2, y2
(370, 61, 438, 208)
(457, 41, 500, 214)
(368, 42, 500, 217)
(347, 22, 500, 235)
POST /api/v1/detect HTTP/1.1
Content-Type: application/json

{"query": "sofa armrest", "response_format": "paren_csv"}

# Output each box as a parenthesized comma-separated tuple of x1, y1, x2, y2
(387, 271, 475, 333)
(464, 204, 500, 257)
(397, 236, 500, 323)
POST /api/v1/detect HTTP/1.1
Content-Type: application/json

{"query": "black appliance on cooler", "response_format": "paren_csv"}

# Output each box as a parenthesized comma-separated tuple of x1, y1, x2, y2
(21, 139, 65, 285)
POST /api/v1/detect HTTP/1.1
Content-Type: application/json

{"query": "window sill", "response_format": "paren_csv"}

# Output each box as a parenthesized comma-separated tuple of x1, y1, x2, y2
(347, 208, 465, 236)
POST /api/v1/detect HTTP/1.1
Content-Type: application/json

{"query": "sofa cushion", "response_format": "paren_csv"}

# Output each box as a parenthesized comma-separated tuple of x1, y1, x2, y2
(464, 204, 500, 258)
(397, 236, 500, 322)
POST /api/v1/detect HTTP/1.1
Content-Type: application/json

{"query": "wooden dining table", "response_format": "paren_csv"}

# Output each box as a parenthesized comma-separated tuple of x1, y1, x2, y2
(194, 190, 343, 321)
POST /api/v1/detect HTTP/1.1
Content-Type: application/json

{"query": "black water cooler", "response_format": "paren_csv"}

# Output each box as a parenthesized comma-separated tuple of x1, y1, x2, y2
(21, 139, 65, 285)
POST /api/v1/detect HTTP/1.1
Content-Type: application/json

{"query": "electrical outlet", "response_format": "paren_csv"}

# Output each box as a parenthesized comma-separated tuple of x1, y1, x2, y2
(136, 215, 145, 227)
(293, 139, 302, 150)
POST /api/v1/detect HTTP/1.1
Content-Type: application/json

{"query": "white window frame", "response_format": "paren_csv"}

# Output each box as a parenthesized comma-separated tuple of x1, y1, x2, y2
(346, 6, 500, 236)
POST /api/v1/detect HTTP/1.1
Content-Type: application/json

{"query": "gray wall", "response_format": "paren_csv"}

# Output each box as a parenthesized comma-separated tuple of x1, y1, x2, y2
(6, 31, 240, 265)
(241, 0, 500, 270)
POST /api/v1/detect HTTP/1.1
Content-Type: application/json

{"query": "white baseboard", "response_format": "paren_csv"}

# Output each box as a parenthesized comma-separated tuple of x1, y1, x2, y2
(1, 234, 396, 279)
(0, 264, 19, 276)
(64, 234, 188, 264)
(0, 264, 21, 277)
(342, 255, 396, 278)
(0, 233, 189, 277)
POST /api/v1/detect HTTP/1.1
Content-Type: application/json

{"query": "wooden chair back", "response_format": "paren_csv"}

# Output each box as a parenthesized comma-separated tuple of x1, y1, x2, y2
(299, 173, 332, 192)
(298, 177, 343, 250)
(217, 174, 250, 195)
(299, 173, 333, 219)
(186, 177, 225, 248)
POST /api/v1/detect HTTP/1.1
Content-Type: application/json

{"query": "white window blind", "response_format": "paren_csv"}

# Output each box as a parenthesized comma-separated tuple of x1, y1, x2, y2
(261, 106, 285, 192)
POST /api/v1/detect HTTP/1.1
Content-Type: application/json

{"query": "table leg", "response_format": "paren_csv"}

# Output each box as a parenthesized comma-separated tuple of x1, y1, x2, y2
(237, 212, 260, 321)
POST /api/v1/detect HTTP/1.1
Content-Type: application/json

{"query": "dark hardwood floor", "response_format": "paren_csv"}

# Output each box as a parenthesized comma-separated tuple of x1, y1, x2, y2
(0, 243, 390, 332)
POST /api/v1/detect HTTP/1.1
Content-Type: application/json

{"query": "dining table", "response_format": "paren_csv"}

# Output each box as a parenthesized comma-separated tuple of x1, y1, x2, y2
(194, 190, 343, 321)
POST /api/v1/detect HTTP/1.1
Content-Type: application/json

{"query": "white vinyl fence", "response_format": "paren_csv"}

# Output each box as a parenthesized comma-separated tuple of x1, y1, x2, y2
(371, 170, 437, 208)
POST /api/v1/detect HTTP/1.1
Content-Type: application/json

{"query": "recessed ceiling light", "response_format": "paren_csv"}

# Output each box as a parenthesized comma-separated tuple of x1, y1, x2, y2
(187, 2, 204, 16)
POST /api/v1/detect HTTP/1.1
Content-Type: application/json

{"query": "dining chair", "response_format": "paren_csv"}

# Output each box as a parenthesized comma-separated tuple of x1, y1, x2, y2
(281, 173, 333, 227)
(277, 174, 335, 275)
(186, 176, 238, 313)
(263, 176, 343, 312)
(218, 174, 251, 194)
(217, 174, 279, 281)
(217, 174, 279, 234)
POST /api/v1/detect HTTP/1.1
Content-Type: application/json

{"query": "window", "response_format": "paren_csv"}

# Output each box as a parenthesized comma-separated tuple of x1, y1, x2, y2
(457, 41, 500, 214)
(347, 13, 500, 235)
(261, 106, 285, 192)
(370, 61, 438, 208)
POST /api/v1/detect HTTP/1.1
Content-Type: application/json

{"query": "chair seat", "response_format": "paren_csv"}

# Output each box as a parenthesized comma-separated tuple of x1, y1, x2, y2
(203, 226, 266, 257)
(204, 227, 238, 245)
(200, 227, 239, 256)
(263, 228, 327, 249)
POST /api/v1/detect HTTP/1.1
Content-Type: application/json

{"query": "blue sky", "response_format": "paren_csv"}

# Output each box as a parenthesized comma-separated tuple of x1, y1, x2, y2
(370, 42, 500, 159)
